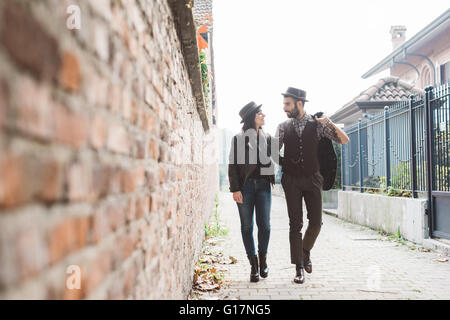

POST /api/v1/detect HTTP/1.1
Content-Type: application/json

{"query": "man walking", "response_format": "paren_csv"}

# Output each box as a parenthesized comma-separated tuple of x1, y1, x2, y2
(276, 87, 349, 284)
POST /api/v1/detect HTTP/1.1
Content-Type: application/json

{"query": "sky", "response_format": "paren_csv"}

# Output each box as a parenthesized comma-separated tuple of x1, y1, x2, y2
(212, 0, 449, 135)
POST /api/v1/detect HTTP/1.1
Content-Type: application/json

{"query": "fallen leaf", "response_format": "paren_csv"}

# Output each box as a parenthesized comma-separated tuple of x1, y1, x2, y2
(437, 258, 448, 262)
(195, 282, 220, 292)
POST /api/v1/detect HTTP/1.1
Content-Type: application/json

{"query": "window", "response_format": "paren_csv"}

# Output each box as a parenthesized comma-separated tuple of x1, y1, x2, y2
(421, 66, 432, 89)
(440, 61, 450, 85)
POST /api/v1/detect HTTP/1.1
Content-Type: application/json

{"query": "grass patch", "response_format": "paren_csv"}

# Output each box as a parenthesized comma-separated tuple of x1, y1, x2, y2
(204, 195, 229, 238)
(378, 227, 408, 246)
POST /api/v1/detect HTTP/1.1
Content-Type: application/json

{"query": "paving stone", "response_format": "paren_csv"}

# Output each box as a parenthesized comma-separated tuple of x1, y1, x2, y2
(204, 192, 450, 300)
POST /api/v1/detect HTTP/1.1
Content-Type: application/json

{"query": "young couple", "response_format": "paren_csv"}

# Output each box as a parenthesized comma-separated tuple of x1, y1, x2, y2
(228, 87, 350, 284)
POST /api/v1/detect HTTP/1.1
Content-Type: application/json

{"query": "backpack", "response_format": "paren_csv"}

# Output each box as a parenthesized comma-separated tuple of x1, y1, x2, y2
(313, 112, 338, 191)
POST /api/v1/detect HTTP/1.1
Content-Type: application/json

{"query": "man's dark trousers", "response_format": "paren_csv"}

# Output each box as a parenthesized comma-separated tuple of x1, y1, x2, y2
(281, 172, 323, 265)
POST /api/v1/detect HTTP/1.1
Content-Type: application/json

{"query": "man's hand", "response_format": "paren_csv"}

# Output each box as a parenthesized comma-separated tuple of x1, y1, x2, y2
(314, 114, 331, 126)
(315, 114, 350, 144)
(233, 191, 243, 204)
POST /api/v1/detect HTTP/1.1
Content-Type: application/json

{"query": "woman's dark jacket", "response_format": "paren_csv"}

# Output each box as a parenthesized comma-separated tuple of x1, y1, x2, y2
(228, 130, 276, 193)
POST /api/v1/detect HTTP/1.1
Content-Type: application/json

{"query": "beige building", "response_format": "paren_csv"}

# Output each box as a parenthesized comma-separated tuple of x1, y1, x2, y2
(332, 9, 449, 126)
(362, 9, 450, 88)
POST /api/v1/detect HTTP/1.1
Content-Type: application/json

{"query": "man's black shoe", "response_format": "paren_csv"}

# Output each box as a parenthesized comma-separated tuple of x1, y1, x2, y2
(294, 267, 305, 284)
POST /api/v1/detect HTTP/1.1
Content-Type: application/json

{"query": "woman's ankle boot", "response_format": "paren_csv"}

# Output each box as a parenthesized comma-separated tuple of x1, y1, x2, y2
(248, 255, 260, 282)
(259, 253, 268, 278)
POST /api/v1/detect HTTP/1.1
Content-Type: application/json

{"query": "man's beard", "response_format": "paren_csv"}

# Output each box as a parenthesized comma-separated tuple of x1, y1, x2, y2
(287, 108, 299, 119)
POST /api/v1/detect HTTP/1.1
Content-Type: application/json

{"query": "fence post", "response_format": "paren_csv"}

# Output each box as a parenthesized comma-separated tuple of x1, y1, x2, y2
(341, 142, 345, 191)
(384, 106, 391, 188)
(409, 95, 418, 198)
(358, 119, 363, 193)
(424, 85, 434, 237)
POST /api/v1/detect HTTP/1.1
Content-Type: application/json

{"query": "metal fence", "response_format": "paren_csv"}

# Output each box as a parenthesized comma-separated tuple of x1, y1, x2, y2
(342, 82, 450, 198)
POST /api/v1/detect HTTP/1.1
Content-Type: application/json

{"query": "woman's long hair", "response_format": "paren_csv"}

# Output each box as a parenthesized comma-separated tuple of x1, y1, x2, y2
(242, 111, 258, 132)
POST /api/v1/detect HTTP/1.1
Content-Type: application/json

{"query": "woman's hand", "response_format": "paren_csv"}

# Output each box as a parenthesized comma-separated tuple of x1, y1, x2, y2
(233, 191, 243, 204)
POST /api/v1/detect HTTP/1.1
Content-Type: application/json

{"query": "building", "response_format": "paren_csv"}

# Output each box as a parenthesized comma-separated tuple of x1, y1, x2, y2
(330, 76, 423, 128)
(362, 9, 450, 89)
(331, 9, 449, 127)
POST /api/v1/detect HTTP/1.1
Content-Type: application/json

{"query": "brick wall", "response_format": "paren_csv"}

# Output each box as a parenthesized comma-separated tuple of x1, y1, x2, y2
(0, 0, 218, 299)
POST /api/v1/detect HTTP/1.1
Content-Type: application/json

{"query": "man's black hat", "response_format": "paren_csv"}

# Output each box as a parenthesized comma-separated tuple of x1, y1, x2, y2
(281, 87, 309, 102)
(239, 101, 262, 123)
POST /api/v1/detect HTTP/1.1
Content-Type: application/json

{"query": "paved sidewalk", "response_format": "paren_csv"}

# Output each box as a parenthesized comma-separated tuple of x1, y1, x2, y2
(203, 192, 450, 300)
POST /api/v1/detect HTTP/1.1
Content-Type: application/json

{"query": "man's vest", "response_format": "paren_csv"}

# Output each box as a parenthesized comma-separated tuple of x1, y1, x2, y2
(282, 119, 320, 177)
(282, 115, 337, 191)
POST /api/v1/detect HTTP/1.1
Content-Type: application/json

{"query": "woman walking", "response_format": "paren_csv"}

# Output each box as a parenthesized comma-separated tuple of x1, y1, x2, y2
(228, 101, 275, 282)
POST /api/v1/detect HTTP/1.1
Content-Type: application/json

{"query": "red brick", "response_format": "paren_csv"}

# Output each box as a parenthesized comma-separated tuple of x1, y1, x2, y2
(89, 114, 107, 149)
(91, 164, 110, 200)
(146, 168, 158, 191)
(126, 197, 136, 223)
(0, 154, 27, 208)
(135, 196, 149, 219)
(123, 262, 137, 297)
(122, 89, 132, 120)
(145, 85, 157, 110)
(159, 167, 165, 184)
(84, 68, 108, 108)
(152, 70, 164, 100)
(135, 135, 147, 159)
(108, 84, 122, 112)
(75, 216, 90, 249)
(145, 113, 156, 134)
(59, 51, 81, 92)
(149, 193, 158, 213)
(95, 78, 109, 108)
(176, 209, 184, 225)
(67, 163, 92, 202)
(159, 143, 168, 162)
(38, 159, 65, 203)
(121, 232, 138, 261)
(15, 227, 48, 281)
(107, 122, 130, 155)
(108, 204, 126, 232)
(48, 219, 77, 264)
(0, 81, 7, 128)
(108, 167, 122, 194)
(84, 249, 112, 295)
(55, 104, 89, 149)
(121, 168, 139, 193)
(15, 78, 53, 141)
(131, 77, 143, 103)
(149, 139, 160, 160)
(0, 2, 61, 80)
(130, 100, 138, 125)
(91, 208, 109, 244)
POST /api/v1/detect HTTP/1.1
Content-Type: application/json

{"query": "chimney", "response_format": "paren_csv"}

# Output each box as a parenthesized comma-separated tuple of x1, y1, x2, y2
(390, 26, 407, 51)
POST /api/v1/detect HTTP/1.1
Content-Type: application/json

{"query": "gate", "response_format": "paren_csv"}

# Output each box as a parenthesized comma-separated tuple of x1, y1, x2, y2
(426, 84, 450, 240)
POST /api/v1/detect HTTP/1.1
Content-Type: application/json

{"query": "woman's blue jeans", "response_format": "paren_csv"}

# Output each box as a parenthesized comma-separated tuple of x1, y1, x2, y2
(236, 178, 271, 258)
